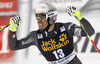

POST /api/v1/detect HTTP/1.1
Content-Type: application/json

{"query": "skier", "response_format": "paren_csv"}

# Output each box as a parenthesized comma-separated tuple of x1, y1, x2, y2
(9, 3, 95, 64)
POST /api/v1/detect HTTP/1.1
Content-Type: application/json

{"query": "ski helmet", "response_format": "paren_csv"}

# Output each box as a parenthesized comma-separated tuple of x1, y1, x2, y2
(35, 3, 57, 24)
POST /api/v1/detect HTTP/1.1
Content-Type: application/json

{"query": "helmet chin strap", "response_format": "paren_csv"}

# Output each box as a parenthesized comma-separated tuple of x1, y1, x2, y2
(45, 24, 51, 31)
(43, 17, 51, 32)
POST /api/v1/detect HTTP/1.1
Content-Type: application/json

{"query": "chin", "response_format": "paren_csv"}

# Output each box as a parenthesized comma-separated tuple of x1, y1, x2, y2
(39, 28, 43, 30)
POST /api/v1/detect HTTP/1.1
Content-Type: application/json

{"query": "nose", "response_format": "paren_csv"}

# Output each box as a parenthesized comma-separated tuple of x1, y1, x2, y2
(37, 18, 42, 22)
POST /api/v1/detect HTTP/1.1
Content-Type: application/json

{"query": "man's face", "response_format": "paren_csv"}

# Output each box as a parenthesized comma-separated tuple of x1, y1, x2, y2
(37, 18, 48, 30)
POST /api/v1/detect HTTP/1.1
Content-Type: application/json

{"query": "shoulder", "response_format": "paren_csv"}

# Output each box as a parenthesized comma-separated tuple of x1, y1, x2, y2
(55, 22, 76, 30)
(55, 22, 75, 27)
(29, 30, 38, 35)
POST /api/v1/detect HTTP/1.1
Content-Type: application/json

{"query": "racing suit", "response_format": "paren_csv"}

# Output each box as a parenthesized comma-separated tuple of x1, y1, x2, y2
(9, 18, 95, 64)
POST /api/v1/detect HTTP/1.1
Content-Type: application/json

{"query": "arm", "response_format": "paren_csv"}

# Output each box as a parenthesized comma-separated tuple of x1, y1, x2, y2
(9, 31, 37, 50)
(8, 15, 37, 50)
(66, 6, 95, 36)
(79, 18, 95, 36)
(64, 18, 95, 36)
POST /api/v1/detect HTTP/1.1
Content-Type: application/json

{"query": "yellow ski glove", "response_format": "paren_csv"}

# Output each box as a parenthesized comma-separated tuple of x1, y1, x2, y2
(9, 15, 21, 32)
(66, 6, 83, 20)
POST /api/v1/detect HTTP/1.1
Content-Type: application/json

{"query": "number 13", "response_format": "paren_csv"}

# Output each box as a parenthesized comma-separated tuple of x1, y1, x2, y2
(52, 49, 65, 59)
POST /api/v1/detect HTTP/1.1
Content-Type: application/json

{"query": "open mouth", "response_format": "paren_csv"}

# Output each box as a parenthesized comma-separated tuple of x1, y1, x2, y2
(38, 22, 43, 26)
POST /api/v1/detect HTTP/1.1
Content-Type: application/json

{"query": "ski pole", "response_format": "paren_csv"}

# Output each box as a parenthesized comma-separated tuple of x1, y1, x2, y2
(0, 24, 10, 32)
(76, 18, 100, 53)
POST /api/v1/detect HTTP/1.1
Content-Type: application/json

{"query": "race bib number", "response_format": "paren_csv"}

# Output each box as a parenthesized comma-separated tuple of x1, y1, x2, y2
(49, 50, 76, 64)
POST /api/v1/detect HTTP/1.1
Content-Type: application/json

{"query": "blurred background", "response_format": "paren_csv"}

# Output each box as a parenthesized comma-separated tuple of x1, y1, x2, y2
(0, 0, 100, 64)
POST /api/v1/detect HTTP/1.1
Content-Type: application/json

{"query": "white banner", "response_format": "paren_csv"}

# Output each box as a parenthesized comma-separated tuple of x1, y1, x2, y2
(32, 0, 89, 11)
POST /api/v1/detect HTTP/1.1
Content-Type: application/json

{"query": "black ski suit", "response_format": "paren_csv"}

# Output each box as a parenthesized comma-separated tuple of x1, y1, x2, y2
(9, 18, 95, 64)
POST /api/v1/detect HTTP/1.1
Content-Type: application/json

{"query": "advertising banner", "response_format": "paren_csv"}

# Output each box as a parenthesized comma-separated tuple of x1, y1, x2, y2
(0, 0, 17, 63)
(0, 16, 13, 63)
(0, 0, 17, 16)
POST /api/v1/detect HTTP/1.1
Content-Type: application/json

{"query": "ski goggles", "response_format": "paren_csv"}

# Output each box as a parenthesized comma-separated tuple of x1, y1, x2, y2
(35, 11, 57, 21)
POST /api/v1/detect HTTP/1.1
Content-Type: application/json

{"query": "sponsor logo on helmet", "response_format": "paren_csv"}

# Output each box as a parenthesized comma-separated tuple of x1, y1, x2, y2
(48, 13, 54, 16)
(53, 16, 56, 21)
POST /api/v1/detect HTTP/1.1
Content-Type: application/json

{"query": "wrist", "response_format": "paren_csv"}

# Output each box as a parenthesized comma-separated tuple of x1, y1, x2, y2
(72, 10, 83, 20)
(9, 25, 17, 32)
(12, 31, 17, 33)
(76, 13, 83, 20)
